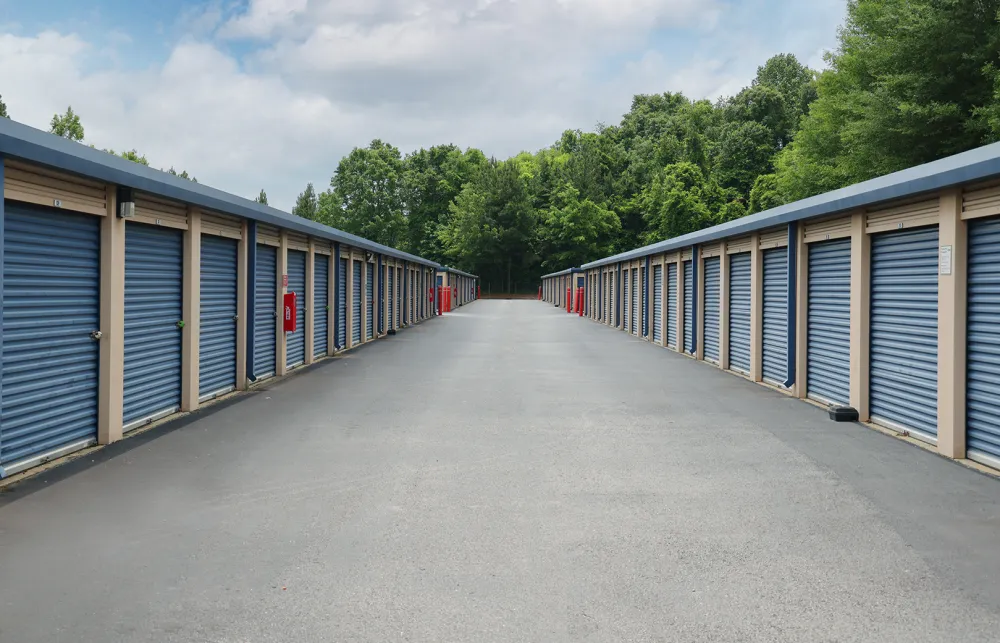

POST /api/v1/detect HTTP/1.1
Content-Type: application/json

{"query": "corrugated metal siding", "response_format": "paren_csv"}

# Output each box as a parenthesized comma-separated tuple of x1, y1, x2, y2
(257, 225, 280, 247)
(624, 269, 631, 333)
(703, 256, 720, 362)
(762, 247, 788, 384)
(1, 205, 100, 471)
(254, 244, 277, 377)
(867, 198, 939, 233)
(870, 227, 939, 437)
(352, 260, 362, 344)
(726, 236, 752, 254)
(285, 249, 306, 367)
(968, 217, 1000, 460)
(728, 253, 751, 374)
(201, 211, 243, 240)
(366, 264, 375, 340)
(804, 215, 852, 243)
(199, 235, 238, 398)
(123, 222, 183, 428)
(396, 267, 402, 326)
(134, 193, 188, 229)
(683, 260, 694, 353)
(667, 263, 678, 348)
(963, 182, 1000, 220)
(3, 160, 107, 216)
(286, 232, 309, 251)
(806, 239, 851, 405)
(314, 255, 329, 357)
(631, 269, 638, 335)
(652, 265, 663, 344)
(759, 228, 788, 249)
(337, 258, 347, 348)
(388, 267, 395, 329)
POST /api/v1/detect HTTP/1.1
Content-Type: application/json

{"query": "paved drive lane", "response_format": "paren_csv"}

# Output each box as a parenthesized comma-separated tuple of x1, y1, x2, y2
(2, 300, 1000, 642)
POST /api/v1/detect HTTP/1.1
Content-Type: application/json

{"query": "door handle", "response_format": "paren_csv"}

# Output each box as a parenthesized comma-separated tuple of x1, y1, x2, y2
(90, 330, 103, 341)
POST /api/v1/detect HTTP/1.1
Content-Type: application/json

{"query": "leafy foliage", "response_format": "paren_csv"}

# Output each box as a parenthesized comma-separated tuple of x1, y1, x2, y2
(255, 190, 268, 205)
(0, 94, 8, 119)
(49, 106, 84, 141)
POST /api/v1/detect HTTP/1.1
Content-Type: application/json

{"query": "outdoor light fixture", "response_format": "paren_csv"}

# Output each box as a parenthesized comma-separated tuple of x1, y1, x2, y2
(117, 186, 135, 219)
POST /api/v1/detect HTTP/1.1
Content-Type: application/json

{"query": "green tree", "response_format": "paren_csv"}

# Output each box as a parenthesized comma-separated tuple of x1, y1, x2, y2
(776, 0, 1000, 201)
(293, 183, 319, 220)
(166, 167, 198, 183)
(321, 139, 406, 247)
(49, 106, 84, 141)
(0, 94, 8, 119)
(105, 149, 149, 166)
(255, 190, 268, 205)
(748, 174, 784, 214)
(402, 145, 486, 261)
(538, 183, 620, 271)
(641, 162, 727, 244)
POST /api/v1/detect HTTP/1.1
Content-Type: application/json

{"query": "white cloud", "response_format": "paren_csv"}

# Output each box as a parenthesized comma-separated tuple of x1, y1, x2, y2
(0, 1, 845, 211)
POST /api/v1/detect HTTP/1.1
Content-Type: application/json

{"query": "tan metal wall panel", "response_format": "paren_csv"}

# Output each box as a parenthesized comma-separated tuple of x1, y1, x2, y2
(665, 251, 679, 263)
(804, 214, 852, 243)
(134, 193, 188, 229)
(313, 239, 332, 255)
(962, 182, 1000, 220)
(726, 235, 752, 254)
(287, 231, 309, 251)
(701, 241, 722, 258)
(257, 224, 280, 247)
(201, 211, 243, 239)
(758, 227, 788, 249)
(866, 197, 939, 233)
(681, 248, 693, 261)
(3, 159, 107, 216)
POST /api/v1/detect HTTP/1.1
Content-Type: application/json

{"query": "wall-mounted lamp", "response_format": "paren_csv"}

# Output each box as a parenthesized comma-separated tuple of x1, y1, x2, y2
(117, 186, 135, 219)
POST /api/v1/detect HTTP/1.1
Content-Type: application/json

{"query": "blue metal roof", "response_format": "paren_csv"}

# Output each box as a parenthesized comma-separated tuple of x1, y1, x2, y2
(439, 266, 479, 279)
(541, 267, 580, 279)
(0, 118, 439, 268)
(581, 141, 1000, 269)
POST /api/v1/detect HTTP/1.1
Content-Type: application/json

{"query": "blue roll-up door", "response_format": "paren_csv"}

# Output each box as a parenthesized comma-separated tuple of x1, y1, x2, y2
(762, 247, 788, 385)
(703, 256, 721, 363)
(667, 263, 678, 348)
(366, 263, 374, 340)
(1, 205, 100, 474)
(968, 217, 1000, 463)
(254, 244, 277, 377)
(285, 249, 306, 368)
(396, 267, 403, 326)
(199, 235, 238, 399)
(631, 269, 638, 335)
(123, 222, 183, 429)
(683, 260, 694, 353)
(314, 255, 329, 357)
(652, 265, 663, 344)
(388, 268, 395, 330)
(352, 260, 362, 344)
(807, 239, 851, 405)
(728, 253, 751, 374)
(623, 269, 631, 332)
(337, 258, 347, 348)
(870, 227, 938, 438)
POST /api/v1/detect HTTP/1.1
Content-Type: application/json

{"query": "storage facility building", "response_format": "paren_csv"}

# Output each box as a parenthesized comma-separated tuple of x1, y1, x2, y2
(0, 119, 439, 478)
(542, 141, 1000, 472)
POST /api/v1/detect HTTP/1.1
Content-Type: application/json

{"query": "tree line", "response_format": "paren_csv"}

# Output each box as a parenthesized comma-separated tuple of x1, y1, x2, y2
(4, 1, 999, 292)
(290, 0, 1000, 292)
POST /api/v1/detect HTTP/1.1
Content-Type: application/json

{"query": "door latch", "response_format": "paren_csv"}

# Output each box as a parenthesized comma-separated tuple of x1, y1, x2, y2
(90, 330, 103, 341)
(233, 315, 239, 322)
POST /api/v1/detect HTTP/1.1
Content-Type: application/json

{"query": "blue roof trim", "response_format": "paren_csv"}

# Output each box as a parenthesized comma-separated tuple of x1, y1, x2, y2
(581, 141, 1000, 269)
(0, 118, 438, 268)
(439, 266, 479, 278)
(541, 267, 581, 279)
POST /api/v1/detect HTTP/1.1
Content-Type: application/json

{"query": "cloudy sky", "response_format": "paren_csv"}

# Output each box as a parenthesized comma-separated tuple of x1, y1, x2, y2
(0, 0, 846, 210)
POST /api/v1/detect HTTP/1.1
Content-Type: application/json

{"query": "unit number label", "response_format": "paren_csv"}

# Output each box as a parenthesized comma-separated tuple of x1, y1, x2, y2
(939, 245, 953, 276)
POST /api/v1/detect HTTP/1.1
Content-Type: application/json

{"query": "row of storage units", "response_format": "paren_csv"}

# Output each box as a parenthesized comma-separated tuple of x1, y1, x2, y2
(436, 267, 479, 308)
(542, 140, 1000, 472)
(0, 118, 440, 478)
(542, 268, 585, 309)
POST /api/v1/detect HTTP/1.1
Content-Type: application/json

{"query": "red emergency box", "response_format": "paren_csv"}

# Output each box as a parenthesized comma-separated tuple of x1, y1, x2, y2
(284, 292, 297, 332)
